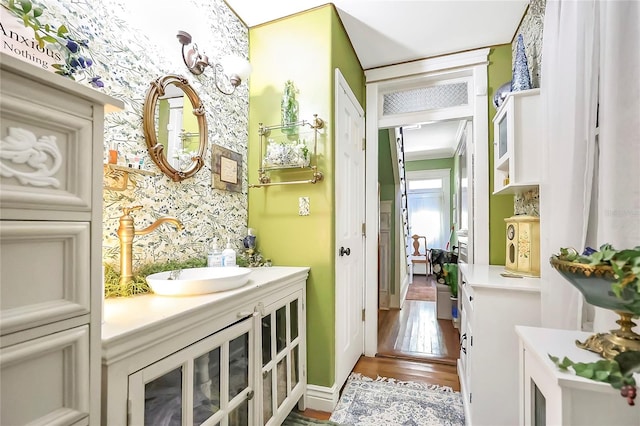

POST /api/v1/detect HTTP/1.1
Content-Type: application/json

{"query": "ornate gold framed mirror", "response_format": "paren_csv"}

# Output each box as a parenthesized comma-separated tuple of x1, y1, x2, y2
(143, 75, 207, 182)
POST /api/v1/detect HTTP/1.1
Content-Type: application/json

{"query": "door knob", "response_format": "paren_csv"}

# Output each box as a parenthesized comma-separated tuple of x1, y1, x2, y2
(339, 247, 351, 256)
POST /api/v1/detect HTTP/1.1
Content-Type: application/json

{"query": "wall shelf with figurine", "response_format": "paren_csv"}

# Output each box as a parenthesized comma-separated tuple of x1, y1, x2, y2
(493, 88, 541, 195)
(103, 164, 155, 191)
(249, 115, 324, 188)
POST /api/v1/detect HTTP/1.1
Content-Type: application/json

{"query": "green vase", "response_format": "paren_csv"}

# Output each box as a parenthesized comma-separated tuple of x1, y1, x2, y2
(281, 80, 299, 137)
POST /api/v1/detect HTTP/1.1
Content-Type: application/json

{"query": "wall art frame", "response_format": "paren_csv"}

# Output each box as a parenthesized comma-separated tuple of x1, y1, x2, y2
(212, 144, 242, 192)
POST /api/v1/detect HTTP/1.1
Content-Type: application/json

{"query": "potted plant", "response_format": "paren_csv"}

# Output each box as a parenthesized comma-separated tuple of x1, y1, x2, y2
(549, 244, 640, 405)
(443, 263, 459, 319)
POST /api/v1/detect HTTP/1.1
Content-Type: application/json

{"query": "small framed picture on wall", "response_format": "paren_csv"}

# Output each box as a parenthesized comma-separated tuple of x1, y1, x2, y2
(212, 144, 242, 192)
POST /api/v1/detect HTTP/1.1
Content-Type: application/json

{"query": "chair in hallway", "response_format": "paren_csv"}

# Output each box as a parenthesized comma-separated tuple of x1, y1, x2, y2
(410, 234, 431, 281)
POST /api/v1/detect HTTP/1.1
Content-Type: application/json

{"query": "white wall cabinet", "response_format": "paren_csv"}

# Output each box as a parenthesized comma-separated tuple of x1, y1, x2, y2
(458, 264, 541, 426)
(102, 267, 308, 426)
(0, 53, 122, 426)
(493, 88, 541, 195)
(516, 326, 640, 426)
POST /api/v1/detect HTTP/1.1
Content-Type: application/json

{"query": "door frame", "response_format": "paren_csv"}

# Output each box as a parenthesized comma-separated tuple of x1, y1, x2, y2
(364, 48, 490, 356)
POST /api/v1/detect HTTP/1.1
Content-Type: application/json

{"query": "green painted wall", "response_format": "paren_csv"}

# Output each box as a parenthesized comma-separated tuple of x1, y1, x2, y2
(487, 44, 515, 264)
(248, 5, 364, 388)
(378, 129, 395, 291)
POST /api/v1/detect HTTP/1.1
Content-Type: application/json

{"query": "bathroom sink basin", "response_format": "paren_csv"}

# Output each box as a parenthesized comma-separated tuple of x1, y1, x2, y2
(146, 267, 252, 296)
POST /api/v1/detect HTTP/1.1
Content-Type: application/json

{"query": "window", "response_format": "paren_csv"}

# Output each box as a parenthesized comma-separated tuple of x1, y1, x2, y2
(406, 170, 451, 251)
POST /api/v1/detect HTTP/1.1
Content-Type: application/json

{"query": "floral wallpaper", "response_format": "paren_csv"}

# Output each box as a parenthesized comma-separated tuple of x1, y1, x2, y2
(513, 0, 545, 89)
(513, 0, 545, 216)
(514, 189, 540, 216)
(9, 0, 250, 270)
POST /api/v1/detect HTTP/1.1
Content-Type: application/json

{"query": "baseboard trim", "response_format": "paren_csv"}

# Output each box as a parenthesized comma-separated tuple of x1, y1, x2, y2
(306, 383, 339, 412)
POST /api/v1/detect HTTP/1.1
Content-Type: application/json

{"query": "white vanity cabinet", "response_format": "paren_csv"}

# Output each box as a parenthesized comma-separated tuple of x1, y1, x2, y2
(458, 264, 541, 426)
(261, 287, 305, 425)
(102, 267, 308, 426)
(0, 53, 123, 426)
(129, 316, 255, 425)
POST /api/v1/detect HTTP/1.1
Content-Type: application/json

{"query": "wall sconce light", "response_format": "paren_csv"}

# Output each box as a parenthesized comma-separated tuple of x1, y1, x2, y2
(176, 30, 251, 95)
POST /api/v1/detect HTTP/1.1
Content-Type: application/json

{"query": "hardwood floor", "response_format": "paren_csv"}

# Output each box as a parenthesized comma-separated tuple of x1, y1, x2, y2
(352, 355, 460, 391)
(378, 300, 460, 364)
(299, 356, 461, 420)
(299, 292, 461, 421)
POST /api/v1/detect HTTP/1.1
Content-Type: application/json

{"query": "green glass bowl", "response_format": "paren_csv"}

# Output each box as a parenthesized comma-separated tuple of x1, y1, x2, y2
(549, 256, 635, 313)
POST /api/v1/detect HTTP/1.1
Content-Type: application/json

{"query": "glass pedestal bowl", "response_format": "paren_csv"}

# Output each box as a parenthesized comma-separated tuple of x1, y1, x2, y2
(550, 256, 640, 360)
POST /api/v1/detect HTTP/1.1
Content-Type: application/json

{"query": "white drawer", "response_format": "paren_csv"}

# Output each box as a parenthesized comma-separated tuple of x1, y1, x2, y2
(0, 221, 91, 335)
(461, 279, 474, 314)
(0, 87, 94, 218)
(1, 325, 90, 426)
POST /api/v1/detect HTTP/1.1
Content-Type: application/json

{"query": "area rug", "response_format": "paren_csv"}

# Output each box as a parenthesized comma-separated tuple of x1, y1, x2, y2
(405, 276, 436, 301)
(329, 373, 465, 426)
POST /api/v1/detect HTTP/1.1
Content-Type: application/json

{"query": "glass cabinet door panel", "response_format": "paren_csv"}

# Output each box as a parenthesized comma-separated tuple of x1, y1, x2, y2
(291, 345, 299, 388)
(129, 316, 254, 426)
(229, 333, 249, 401)
(277, 358, 287, 407)
(290, 299, 298, 340)
(276, 306, 287, 354)
(262, 315, 272, 366)
(193, 347, 221, 426)
(498, 115, 508, 158)
(262, 370, 273, 425)
(533, 381, 546, 426)
(144, 367, 182, 426)
(229, 399, 249, 426)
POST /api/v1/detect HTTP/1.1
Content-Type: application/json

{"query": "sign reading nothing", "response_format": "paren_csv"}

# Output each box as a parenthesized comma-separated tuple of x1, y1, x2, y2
(1, 7, 62, 72)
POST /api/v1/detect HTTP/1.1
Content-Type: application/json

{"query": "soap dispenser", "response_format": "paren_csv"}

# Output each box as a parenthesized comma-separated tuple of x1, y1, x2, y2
(222, 237, 237, 267)
(208, 238, 223, 267)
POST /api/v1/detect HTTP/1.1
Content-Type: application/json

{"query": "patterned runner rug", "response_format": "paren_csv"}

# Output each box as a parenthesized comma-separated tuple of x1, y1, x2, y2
(329, 373, 465, 426)
(405, 275, 436, 301)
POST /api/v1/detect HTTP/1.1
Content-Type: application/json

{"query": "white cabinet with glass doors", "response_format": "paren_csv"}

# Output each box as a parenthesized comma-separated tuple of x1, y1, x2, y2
(129, 316, 255, 426)
(102, 267, 308, 426)
(261, 289, 305, 425)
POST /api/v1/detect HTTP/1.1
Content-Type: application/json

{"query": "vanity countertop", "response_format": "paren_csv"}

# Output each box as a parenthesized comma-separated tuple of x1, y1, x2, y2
(459, 263, 541, 293)
(102, 266, 309, 361)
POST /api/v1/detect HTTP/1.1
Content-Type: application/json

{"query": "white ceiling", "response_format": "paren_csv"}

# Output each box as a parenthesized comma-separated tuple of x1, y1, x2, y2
(402, 120, 465, 161)
(224, 0, 529, 159)
(225, 0, 528, 70)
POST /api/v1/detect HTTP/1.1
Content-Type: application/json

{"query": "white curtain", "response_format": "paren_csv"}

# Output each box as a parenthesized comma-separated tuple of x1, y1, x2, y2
(540, 0, 599, 329)
(541, 0, 640, 331)
(408, 190, 446, 250)
(592, 1, 640, 333)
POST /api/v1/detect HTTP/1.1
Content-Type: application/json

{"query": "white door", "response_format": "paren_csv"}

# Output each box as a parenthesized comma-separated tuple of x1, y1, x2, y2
(335, 69, 365, 390)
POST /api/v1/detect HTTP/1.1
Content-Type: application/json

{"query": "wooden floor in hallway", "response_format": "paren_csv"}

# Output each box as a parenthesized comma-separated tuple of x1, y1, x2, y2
(300, 296, 461, 421)
(378, 299, 460, 365)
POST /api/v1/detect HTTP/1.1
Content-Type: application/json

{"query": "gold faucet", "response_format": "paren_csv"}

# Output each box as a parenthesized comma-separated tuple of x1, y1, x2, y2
(117, 206, 184, 285)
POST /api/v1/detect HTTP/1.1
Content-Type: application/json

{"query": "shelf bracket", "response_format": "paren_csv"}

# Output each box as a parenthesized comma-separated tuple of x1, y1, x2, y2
(249, 169, 323, 188)
(103, 164, 155, 191)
